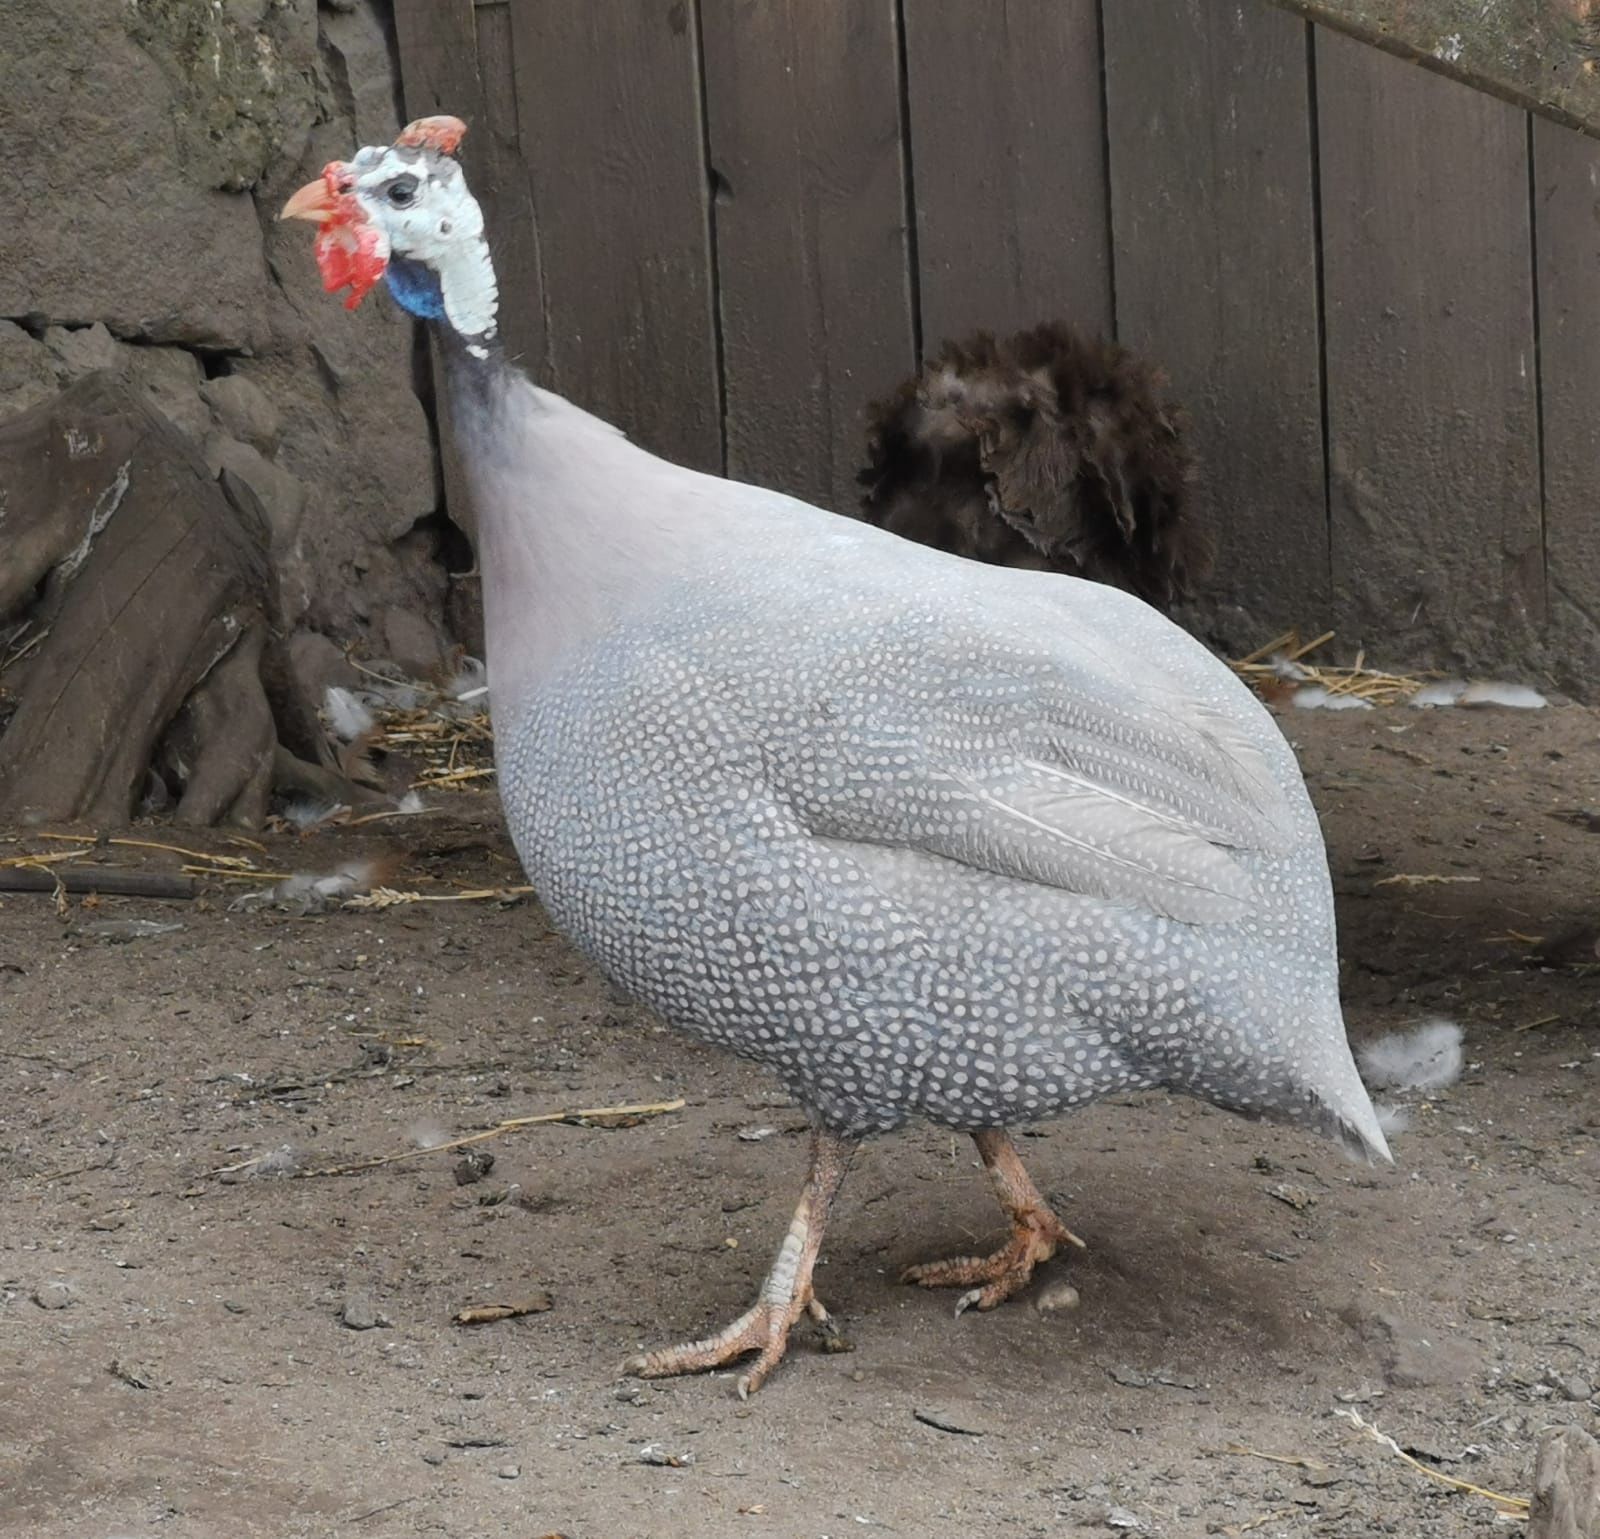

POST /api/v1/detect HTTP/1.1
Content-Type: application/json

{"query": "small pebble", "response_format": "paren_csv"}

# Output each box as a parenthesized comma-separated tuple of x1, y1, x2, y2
(1035, 1282, 1081, 1315)
(420, 1450, 447, 1467)
(340, 1293, 388, 1331)
(639, 1444, 694, 1467)
(1558, 1375, 1594, 1403)
(496, 1463, 520, 1480)
(32, 1282, 74, 1310)
(454, 1150, 495, 1186)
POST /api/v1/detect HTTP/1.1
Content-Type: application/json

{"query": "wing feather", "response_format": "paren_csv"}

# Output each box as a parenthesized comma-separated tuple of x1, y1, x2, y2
(782, 629, 1298, 926)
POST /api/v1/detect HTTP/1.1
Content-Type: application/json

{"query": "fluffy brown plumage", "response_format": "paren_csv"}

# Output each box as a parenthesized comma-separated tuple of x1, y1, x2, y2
(858, 322, 1207, 611)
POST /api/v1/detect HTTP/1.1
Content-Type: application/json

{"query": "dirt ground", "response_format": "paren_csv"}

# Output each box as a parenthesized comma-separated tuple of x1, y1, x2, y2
(2, 703, 1597, 1539)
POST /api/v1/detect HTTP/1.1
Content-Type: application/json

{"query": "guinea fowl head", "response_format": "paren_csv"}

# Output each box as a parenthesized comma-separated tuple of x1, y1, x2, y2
(280, 115, 499, 356)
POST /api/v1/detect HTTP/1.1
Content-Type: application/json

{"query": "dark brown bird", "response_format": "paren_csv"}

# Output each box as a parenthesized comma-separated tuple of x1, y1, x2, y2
(858, 322, 1207, 611)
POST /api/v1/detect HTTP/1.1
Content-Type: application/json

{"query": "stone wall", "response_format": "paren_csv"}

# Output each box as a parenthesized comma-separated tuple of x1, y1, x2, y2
(1, 0, 454, 698)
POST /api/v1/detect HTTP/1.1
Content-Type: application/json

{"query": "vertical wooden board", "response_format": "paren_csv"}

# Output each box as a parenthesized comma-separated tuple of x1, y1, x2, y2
(474, 3, 547, 380)
(1105, 1, 1327, 644)
(1532, 116, 1600, 686)
(700, 0, 915, 513)
(1317, 30, 1542, 666)
(392, 0, 483, 128)
(392, 0, 487, 545)
(507, 0, 721, 473)
(902, 0, 1112, 347)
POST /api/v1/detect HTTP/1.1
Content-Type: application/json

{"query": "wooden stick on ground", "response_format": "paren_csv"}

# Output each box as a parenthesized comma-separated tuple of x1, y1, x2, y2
(0, 867, 199, 900)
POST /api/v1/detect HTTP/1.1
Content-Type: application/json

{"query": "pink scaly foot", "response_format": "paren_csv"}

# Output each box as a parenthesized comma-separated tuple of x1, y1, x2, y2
(904, 1128, 1085, 1314)
(624, 1127, 854, 1397)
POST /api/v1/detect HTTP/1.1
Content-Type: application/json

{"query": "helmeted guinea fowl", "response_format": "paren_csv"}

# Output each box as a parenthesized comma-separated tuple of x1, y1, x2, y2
(858, 324, 1206, 612)
(284, 118, 1389, 1398)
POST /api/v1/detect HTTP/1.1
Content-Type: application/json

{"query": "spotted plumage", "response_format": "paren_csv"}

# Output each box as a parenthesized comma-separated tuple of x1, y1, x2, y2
(286, 118, 1388, 1397)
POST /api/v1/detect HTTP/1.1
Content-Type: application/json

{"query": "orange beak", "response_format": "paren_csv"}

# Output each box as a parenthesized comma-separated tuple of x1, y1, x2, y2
(280, 177, 340, 223)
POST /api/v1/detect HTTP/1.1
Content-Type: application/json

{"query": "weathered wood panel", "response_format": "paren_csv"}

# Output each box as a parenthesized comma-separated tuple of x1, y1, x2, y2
(902, 0, 1112, 347)
(506, 0, 721, 472)
(392, 0, 489, 543)
(1317, 31, 1542, 664)
(473, 2, 546, 379)
(1533, 115, 1600, 686)
(1262, 0, 1600, 139)
(700, 0, 915, 513)
(392, 0, 483, 133)
(1105, 2, 1328, 642)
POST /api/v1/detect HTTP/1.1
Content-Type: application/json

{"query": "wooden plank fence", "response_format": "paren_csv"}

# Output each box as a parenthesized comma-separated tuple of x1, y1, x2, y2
(394, 0, 1600, 690)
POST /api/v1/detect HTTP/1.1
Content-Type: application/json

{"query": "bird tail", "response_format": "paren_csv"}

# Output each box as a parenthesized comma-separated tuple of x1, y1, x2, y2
(1308, 1045, 1393, 1165)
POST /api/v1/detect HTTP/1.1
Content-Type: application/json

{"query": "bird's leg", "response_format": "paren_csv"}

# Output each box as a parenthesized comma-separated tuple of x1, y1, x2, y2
(903, 1128, 1085, 1314)
(624, 1126, 855, 1398)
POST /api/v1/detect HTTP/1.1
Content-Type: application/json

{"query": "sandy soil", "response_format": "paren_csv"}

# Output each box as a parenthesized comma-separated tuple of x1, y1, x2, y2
(2, 704, 1597, 1539)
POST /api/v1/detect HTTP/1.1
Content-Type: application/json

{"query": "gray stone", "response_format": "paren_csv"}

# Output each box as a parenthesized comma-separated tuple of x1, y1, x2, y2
(0, 3, 280, 348)
(1528, 1425, 1600, 1539)
(339, 1292, 387, 1331)
(44, 323, 120, 377)
(1342, 1304, 1482, 1390)
(32, 1281, 74, 1310)
(123, 0, 320, 192)
(379, 605, 448, 677)
(282, 629, 362, 719)
(123, 346, 211, 443)
(209, 436, 307, 549)
(201, 375, 283, 453)
(1034, 1281, 1081, 1315)
(320, 1, 405, 146)
(0, 322, 60, 420)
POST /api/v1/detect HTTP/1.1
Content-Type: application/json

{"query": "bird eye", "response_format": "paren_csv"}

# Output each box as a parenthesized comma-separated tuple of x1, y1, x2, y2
(386, 176, 419, 208)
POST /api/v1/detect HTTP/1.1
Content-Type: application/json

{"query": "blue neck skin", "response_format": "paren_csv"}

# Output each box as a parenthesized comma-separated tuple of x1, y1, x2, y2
(385, 258, 446, 320)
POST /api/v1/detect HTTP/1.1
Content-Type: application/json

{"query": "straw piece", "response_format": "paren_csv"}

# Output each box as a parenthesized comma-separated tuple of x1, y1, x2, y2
(342, 885, 533, 910)
(282, 1098, 688, 1179)
(1228, 628, 1430, 706)
(1332, 1407, 1529, 1515)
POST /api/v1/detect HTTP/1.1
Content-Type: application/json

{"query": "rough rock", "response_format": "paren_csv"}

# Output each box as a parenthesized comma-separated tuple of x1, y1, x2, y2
(378, 604, 449, 678)
(123, 346, 211, 443)
(1341, 1304, 1482, 1390)
(1, 0, 460, 716)
(339, 1293, 388, 1331)
(209, 437, 307, 553)
(210, 436, 315, 627)
(282, 630, 362, 716)
(0, 322, 59, 418)
(44, 324, 121, 377)
(1528, 1426, 1600, 1539)
(31, 1282, 74, 1311)
(0, 2, 284, 348)
(201, 375, 283, 453)
(319, 0, 406, 146)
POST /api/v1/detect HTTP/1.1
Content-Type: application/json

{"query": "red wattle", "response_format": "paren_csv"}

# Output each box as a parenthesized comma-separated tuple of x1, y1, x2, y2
(314, 218, 388, 310)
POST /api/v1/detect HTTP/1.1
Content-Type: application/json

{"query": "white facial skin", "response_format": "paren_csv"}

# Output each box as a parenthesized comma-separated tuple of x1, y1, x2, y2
(344, 143, 500, 352)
